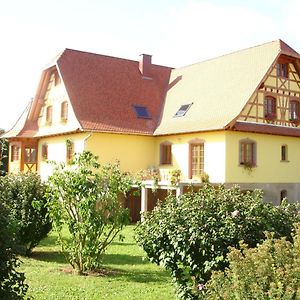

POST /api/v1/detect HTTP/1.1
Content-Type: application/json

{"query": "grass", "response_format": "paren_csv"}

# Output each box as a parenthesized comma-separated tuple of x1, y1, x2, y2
(21, 225, 175, 300)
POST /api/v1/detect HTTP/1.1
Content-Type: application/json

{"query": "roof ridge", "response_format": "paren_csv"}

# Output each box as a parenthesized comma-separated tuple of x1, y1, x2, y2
(176, 39, 283, 70)
(58, 48, 173, 69)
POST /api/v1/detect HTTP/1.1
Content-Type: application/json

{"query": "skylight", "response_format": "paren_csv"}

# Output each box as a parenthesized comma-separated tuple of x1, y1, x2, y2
(174, 103, 193, 117)
(133, 105, 151, 119)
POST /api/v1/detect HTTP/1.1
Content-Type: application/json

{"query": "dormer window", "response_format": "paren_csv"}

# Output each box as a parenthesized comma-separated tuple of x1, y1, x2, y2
(61, 101, 68, 122)
(277, 63, 288, 78)
(289, 100, 299, 122)
(133, 106, 151, 119)
(174, 103, 193, 117)
(264, 96, 276, 120)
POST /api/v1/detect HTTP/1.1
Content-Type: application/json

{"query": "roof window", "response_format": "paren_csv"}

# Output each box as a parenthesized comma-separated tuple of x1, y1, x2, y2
(174, 103, 193, 117)
(133, 106, 151, 119)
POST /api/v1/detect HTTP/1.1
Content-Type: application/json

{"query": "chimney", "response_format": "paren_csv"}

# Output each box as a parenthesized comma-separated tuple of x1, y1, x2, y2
(139, 54, 152, 79)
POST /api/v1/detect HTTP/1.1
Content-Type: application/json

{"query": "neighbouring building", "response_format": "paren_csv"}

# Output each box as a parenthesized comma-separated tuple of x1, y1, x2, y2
(3, 39, 300, 220)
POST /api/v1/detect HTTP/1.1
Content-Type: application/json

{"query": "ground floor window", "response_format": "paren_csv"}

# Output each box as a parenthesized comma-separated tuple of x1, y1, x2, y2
(239, 139, 256, 167)
(190, 143, 204, 178)
(280, 190, 287, 203)
(24, 147, 37, 164)
(11, 145, 20, 162)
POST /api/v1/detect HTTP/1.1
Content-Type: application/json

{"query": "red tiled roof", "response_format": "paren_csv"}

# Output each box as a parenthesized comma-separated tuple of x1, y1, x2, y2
(57, 49, 172, 135)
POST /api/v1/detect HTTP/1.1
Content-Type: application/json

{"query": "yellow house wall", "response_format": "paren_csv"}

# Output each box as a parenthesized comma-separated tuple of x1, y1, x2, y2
(225, 131, 300, 183)
(86, 133, 156, 174)
(154, 131, 226, 183)
(38, 133, 88, 180)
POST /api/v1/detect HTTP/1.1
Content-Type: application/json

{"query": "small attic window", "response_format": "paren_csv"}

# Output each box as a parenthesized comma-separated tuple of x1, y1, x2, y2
(133, 106, 151, 119)
(174, 103, 193, 117)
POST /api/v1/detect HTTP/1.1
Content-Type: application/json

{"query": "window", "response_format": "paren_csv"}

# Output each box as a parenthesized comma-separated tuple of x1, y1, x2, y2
(289, 100, 299, 122)
(133, 106, 151, 119)
(280, 190, 287, 203)
(24, 147, 36, 164)
(46, 106, 53, 124)
(42, 144, 48, 160)
(174, 103, 193, 117)
(66, 141, 74, 163)
(54, 71, 61, 86)
(61, 101, 68, 121)
(11, 145, 19, 162)
(190, 143, 204, 178)
(277, 63, 288, 78)
(239, 139, 256, 167)
(281, 145, 288, 161)
(264, 96, 276, 120)
(160, 142, 172, 165)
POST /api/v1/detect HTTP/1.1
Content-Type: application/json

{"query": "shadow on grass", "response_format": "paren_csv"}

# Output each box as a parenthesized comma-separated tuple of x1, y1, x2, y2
(30, 250, 67, 264)
(102, 253, 147, 265)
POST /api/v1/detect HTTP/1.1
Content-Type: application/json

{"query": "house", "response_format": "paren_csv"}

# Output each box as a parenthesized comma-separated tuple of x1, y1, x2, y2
(3, 39, 300, 219)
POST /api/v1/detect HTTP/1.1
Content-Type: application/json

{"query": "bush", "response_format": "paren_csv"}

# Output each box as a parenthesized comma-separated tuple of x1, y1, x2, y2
(47, 151, 132, 275)
(0, 172, 52, 256)
(0, 202, 28, 299)
(135, 184, 300, 299)
(205, 223, 300, 299)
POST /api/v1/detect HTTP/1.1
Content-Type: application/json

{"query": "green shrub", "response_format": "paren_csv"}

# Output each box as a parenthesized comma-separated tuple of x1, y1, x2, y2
(47, 151, 132, 275)
(0, 202, 28, 299)
(205, 223, 300, 299)
(0, 172, 52, 256)
(135, 184, 300, 299)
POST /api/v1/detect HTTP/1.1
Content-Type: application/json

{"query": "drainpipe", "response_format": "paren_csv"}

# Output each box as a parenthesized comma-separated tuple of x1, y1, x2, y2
(83, 132, 92, 150)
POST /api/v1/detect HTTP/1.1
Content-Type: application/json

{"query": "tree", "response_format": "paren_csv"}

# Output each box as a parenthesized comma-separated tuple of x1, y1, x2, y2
(0, 172, 52, 256)
(0, 130, 8, 175)
(46, 151, 132, 274)
(135, 184, 300, 299)
(0, 202, 28, 299)
(205, 223, 300, 299)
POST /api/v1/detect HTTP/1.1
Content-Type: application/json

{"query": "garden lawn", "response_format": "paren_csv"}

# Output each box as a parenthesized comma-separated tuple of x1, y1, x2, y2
(20, 225, 174, 300)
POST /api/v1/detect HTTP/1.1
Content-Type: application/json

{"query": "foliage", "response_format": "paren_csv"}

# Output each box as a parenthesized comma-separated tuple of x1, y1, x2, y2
(169, 169, 182, 186)
(0, 202, 28, 299)
(0, 135, 8, 176)
(205, 223, 300, 299)
(46, 151, 133, 275)
(135, 184, 300, 299)
(0, 172, 52, 256)
(200, 172, 209, 183)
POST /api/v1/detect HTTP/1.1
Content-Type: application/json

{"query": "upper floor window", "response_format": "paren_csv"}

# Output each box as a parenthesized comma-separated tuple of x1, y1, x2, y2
(289, 100, 299, 122)
(46, 105, 53, 125)
(24, 147, 36, 164)
(281, 144, 288, 162)
(61, 101, 68, 121)
(42, 144, 48, 160)
(11, 145, 19, 162)
(239, 139, 256, 167)
(264, 96, 276, 120)
(54, 72, 61, 86)
(189, 142, 204, 178)
(160, 142, 172, 165)
(277, 63, 288, 78)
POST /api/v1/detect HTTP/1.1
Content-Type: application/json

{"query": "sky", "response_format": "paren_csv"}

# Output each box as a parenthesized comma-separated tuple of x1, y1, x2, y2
(1, 0, 300, 130)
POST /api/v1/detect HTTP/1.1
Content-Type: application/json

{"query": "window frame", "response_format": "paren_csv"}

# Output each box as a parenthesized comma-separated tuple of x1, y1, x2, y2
(61, 101, 68, 122)
(239, 138, 257, 167)
(174, 103, 193, 117)
(24, 147, 37, 164)
(189, 139, 205, 179)
(46, 105, 53, 125)
(277, 63, 288, 78)
(264, 96, 277, 120)
(160, 142, 172, 165)
(11, 145, 19, 162)
(289, 100, 299, 122)
(281, 144, 288, 162)
(66, 140, 74, 163)
(42, 144, 48, 161)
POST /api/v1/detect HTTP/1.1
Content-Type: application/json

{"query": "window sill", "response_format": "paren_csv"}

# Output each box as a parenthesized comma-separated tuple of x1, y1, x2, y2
(280, 160, 290, 163)
(159, 163, 173, 167)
